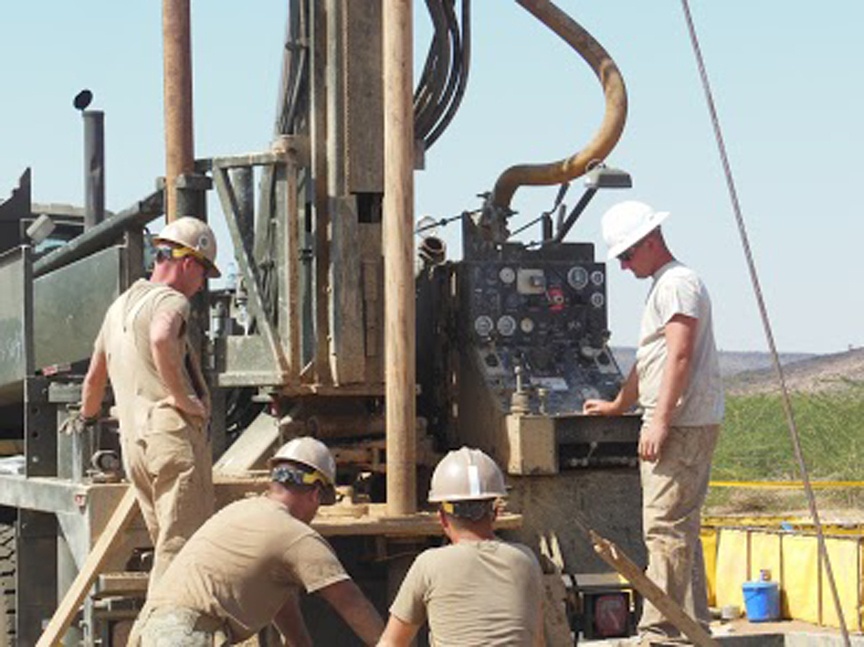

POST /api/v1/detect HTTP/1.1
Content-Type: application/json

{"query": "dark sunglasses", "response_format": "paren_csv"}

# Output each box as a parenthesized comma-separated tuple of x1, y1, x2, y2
(618, 234, 652, 262)
(618, 244, 638, 262)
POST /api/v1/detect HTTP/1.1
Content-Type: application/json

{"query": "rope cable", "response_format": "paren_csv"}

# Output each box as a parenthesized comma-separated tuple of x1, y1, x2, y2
(679, 2, 850, 643)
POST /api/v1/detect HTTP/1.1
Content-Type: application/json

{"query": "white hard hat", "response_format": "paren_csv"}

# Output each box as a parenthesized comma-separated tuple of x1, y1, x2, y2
(270, 437, 337, 505)
(270, 437, 337, 486)
(601, 200, 670, 261)
(428, 447, 507, 503)
(152, 216, 221, 278)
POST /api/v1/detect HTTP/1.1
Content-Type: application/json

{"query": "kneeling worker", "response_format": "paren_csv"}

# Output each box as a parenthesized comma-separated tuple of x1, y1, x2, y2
(377, 447, 544, 647)
(132, 436, 384, 646)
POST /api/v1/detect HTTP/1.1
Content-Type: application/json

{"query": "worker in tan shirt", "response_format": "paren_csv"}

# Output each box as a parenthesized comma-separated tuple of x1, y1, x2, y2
(75, 217, 220, 591)
(131, 437, 384, 646)
(378, 447, 544, 647)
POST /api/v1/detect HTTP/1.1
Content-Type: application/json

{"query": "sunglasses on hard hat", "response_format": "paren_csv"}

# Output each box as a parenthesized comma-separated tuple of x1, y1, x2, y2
(272, 464, 329, 488)
(271, 464, 337, 504)
(156, 246, 211, 272)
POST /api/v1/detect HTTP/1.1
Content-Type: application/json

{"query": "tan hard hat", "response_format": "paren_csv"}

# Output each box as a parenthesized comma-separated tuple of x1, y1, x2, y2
(428, 446, 507, 503)
(270, 437, 337, 488)
(601, 200, 669, 261)
(152, 216, 221, 278)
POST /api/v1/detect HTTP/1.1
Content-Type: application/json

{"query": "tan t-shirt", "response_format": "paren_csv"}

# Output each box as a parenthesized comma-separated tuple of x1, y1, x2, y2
(390, 539, 543, 646)
(94, 279, 198, 440)
(635, 261, 724, 426)
(146, 495, 349, 642)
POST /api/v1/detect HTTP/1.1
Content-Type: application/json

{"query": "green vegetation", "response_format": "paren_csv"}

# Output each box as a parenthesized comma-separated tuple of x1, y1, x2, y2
(707, 384, 864, 513)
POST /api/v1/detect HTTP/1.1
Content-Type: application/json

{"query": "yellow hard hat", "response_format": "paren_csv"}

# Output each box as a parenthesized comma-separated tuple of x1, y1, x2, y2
(153, 216, 221, 278)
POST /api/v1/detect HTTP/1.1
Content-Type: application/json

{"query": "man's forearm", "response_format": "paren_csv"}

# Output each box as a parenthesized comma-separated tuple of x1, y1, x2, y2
(274, 594, 313, 647)
(152, 338, 198, 409)
(653, 353, 690, 426)
(150, 311, 204, 417)
(615, 366, 640, 412)
(81, 351, 108, 419)
(319, 580, 384, 645)
(376, 614, 419, 647)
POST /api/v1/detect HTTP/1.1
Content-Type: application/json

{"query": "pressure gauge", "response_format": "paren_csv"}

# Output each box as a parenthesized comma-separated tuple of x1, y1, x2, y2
(474, 315, 494, 337)
(499, 266, 516, 284)
(520, 317, 535, 334)
(590, 270, 605, 286)
(497, 315, 516, 336)
(590, 292, 605, 308)
(567, 266, 589, 290)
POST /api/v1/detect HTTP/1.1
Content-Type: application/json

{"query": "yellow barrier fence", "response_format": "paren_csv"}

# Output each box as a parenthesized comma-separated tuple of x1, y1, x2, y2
(704, 525, 862, 627)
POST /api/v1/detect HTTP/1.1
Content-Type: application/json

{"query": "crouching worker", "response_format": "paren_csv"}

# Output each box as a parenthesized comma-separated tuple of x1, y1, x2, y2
(377, 447, 544, 647)
(130, 437, 384, 646)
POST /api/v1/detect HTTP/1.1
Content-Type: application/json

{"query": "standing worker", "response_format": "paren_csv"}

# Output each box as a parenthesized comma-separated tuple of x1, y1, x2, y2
(131, 437, 385, 646)
(75, 216, 220, 591)
(583, 200, 724, 645)
(377, 447, 544, 647)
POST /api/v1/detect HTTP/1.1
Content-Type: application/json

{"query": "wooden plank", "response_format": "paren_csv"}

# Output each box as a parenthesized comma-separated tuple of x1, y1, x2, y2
(96, 571, 149, 598)
(36, 487, 138, 647)
(590, 531, 718, 647)
(312, 506, 522, 538)
(212, 410, 280, 475)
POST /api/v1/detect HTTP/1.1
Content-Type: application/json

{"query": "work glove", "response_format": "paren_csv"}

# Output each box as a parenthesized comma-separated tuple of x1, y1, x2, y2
(59, 409, 98, 435)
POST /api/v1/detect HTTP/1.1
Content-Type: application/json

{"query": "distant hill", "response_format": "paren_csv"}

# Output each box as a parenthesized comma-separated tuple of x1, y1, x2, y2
(611, 346, 864, 396)
(610, 347, 815, 380)
(725, 347, 864, 395)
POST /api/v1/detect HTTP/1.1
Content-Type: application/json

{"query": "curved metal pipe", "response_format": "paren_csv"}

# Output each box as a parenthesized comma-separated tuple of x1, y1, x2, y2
(491, 0, 627, 210)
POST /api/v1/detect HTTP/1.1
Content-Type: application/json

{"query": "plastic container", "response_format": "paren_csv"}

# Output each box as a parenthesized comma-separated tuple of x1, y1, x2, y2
(742, 580, 780, 622)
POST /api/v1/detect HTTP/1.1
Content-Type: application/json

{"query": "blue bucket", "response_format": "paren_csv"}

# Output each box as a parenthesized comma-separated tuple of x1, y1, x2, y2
(742, 580, 780, 622)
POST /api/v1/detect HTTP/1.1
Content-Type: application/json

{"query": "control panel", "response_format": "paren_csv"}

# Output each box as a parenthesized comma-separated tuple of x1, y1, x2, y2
(459, 256, 623, 415)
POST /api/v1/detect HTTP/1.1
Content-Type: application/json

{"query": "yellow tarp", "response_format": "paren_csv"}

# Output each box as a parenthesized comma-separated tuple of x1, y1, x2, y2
(701, 527, 718, 606)
(749, 532, 782, 587)
(819, 537, 862, 631)
(710, 526, 863, 631)
(782, 534, 819, 623)
(714, 529, 749, 610)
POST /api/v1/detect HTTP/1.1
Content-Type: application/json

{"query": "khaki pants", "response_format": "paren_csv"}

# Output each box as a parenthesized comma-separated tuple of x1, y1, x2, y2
(638, 424, 719, 642)
(122, 411, 214, 593)
(132, 606, 229, 647)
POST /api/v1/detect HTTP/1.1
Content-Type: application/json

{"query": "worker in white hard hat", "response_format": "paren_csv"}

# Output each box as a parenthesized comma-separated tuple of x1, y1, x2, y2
(75, 216, 221, 592)
(131, 437, 385, 646)
(583, 200, 724, 645)
(377, 447, 544, 647)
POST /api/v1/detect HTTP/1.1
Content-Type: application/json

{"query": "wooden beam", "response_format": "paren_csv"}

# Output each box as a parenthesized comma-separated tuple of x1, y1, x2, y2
(590, 530, 718, 647)
(37, 487, 138, 647)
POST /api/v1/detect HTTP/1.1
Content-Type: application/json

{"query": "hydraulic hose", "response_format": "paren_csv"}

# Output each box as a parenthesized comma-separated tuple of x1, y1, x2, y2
(491, 0, 627, 210)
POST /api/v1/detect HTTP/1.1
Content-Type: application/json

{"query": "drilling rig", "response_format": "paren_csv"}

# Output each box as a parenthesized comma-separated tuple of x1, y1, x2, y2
(0, 1, 644, 644)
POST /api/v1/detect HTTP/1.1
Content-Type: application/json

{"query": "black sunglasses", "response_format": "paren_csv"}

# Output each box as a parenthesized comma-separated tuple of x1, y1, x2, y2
(618, 244, 638, 262)
(618, 234, 652, 262)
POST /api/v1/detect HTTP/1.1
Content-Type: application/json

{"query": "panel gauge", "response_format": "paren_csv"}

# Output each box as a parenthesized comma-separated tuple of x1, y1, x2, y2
(474, 315, 494, 337)
(497, 315, 516, 336)
(499, 266, 516, 284)
(567, 266, 589, 290)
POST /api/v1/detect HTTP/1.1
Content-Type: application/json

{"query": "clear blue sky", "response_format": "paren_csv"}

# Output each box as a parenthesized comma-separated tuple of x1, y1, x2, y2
(1, 2, 862, 354)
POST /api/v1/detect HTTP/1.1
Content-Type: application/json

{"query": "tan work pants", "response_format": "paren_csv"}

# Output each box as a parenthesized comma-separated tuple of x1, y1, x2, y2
(132, 606, 230, 647)
(638, 424, 719, 642)
(121, 408, 214, 593)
